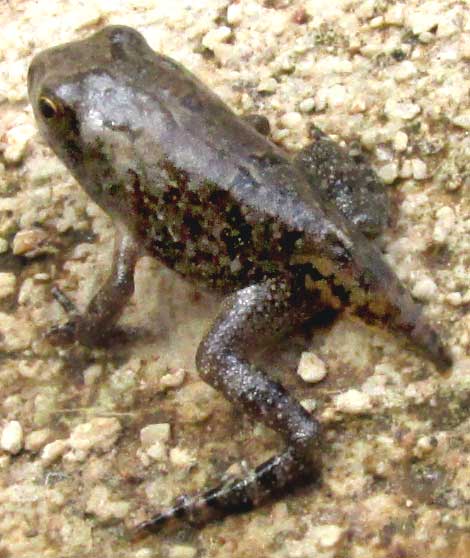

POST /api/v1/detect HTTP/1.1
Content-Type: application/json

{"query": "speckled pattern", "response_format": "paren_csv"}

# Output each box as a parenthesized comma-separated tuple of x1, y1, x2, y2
(0, 1, 469, 558)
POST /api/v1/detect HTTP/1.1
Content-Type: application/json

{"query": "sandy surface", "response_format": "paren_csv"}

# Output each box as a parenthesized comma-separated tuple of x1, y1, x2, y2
(0, 1, 469, 557)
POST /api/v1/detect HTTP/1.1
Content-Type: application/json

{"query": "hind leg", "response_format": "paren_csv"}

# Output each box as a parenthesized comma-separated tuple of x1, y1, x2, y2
(133, 279, 322, 535)
(295, 126, 390, 238)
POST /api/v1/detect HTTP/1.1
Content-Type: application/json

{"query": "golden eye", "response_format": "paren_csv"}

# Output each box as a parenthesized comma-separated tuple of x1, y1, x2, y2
(38, 96, 60, 119)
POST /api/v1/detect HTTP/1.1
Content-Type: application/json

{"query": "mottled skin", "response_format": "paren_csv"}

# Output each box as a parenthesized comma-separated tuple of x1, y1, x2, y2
(28, 26, 451, 535)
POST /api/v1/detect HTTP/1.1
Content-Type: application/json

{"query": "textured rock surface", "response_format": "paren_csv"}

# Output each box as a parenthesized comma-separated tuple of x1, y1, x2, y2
(0, 1, 468, 557)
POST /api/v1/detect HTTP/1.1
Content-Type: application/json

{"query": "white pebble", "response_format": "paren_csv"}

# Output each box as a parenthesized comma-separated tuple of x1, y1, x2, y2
(1, 420, 23, 454)
(414, 436, 435, 458)
(399, 160, 413, 178)
(0, 238, 8, 253)
(393, 131, 408, 152)
(202, 27, 232, 50)
(377, 163, 398, 184)
(12, 229, 48, 256)
(433, 206, 455, 244)
(412, 277, 438, 301)
(451, 112, 470, 130)
(140, 423, 170, 448)
(446, 292, 462, 306)
(69, 418, 122, 454)
(170, 447, 196, 468)
(257, 78, 277, 93)
(300, 399, 317, 413)
(83, 363, 103, 386)
(3, 124, 35, 164)
(407, 3, 441, 34)
(299, 98, 315, 113)
(0, 273, 16, 299)
(326, 84, 347, 108)
(227, 3, 243, 24)
(86, 485, 130, 521)
(369, 16, 384, 28)
(385, 4, 405, 25)
(311, 524, 345, 548)
(334, 389, 372, 414)
(280, 111, 302, 129)
(41, 440, 69, 464)
(384, 99, 421, 120)
(146, 441, 167, 461)
(297, 352, 327, 383)
(160, 368, 186, 388)
(393, 61, 417, 82)
(411, 158, 427, 180)
(25, 429, 51, 452)
(169, 544, 197, 558)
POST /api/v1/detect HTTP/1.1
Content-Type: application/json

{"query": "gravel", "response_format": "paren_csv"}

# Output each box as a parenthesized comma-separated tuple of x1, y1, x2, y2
(0, 1, 468, 557)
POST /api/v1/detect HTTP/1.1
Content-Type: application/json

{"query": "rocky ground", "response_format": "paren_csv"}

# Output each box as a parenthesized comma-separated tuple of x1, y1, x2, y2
(0, 1, 469, 557)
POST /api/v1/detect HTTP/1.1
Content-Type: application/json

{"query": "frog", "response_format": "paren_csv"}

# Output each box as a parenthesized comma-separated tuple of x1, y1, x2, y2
(27, 25, 451, 535)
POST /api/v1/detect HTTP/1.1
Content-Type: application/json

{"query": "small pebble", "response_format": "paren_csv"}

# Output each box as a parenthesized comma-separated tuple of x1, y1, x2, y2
(280, 111, 302, 129)
(377, 163, 398, 184)
(384, 99, 421, 120)
(411, 158, 427, 180)
(393, 131, 408, 152)
(169, 447, 196, 469)
(140, 423, 170, 448)
(300, 399, 317, 413)
(412, 277, 438, 301)
(446, 292, 462, 306)
(312, 524, 344, 549)
(414, 436, 436, 458)
(12, 228, 48, 256)
(146, 441, 167, 461)
(25, 429, 51, 452)
(257, 78, 277, 93)
(141, 423, 171, 461)
(385, 4, 405, 25)
(399, 160, 413, 178)
(433, 206, 455, 244)
(408, 4, 441, 34)
(297, 352, 327, 383)
(83, 363, 103, 386)
(160, 368, 185, 388)
(226, 3, 242, 24)
(41, 440, 69, 464)
(0, 273, 16, 299)
(299, 98, 315, 113)
(86, 485, 130, 521)
(1, 420, 23, 454)
(334, 389, 372, 414)
(393, 61, 417, 82)
(3, 124, 35, 164)
(68, 418, 122, 455)
(202, 27, 231, 50)
(451, 112, 470, 130)
(0, 238, 8, 253)
(168, 544, 197, 558)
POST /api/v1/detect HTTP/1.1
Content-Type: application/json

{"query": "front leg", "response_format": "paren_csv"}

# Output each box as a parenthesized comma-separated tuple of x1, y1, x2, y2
(49, 225, 139, 346)
(134, 279, 322, 535)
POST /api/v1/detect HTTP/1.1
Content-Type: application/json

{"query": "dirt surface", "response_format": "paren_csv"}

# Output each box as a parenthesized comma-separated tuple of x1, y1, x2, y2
(0, 1, 469, 557)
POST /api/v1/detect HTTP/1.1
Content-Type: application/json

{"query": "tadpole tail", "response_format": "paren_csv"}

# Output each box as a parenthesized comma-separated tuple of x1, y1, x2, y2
(131, 448, 318, 538)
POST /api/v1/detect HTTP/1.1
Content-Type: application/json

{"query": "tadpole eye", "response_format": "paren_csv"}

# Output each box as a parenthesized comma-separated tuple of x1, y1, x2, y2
(38, 96, 60, 119)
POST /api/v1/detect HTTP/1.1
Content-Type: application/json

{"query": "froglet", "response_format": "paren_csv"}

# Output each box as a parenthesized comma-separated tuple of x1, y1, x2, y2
(27, 26, 451, 535)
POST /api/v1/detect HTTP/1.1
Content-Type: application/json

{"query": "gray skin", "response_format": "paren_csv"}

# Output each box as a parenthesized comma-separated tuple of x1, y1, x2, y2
(28, 26, 451, 535)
